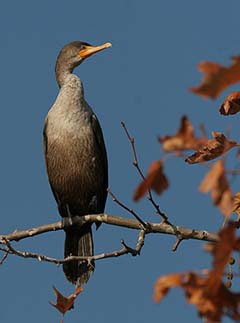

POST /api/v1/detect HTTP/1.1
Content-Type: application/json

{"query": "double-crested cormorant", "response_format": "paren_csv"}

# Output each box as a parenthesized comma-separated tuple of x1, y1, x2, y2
(43, 41, 111, 284)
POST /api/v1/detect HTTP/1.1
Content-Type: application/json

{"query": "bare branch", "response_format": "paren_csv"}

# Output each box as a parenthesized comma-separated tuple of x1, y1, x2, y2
(107, 188, 148, 230)
(121, 230, 145, 256)
(121, 121, 169, 223)
(172, 237, 184, 252)
(121, 240, 138, 256)
(0, 221, 64, 242)
(0, 249, 9, 265)
(0, 213, 219, 244)
(2, 237, 128, 264)
(135, 230, 145, 254)
(1, 229, 146, 265)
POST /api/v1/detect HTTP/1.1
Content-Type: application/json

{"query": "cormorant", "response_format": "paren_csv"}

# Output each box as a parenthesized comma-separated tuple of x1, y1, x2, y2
(43, 41, 111, 284)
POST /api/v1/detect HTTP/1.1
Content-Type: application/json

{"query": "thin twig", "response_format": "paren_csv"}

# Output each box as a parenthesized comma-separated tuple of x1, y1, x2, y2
(121, 240, 138, 256)
(107, 188, 148, 230)
(1, 230, 146, 265)
(121, 230, 145, 257)
(121, 121, 169, 223)
(172, 237, 184, 252)
(135, 229, 145, 254)
(0, 249, 9, 265)
(2, 237, 128, 263)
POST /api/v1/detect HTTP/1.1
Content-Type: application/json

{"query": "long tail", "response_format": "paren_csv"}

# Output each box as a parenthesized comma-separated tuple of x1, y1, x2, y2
(63, 225, 94, 285)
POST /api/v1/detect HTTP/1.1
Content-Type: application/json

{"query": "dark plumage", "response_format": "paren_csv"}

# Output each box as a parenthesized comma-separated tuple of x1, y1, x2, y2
(43, 41, 111, 284)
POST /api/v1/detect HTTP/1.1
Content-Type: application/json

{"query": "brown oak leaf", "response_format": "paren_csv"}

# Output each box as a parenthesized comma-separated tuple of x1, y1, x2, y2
(220, 91, 240, 115)
(154, 223, 240, 322)
(185, 132, 237, 164)
(205, 222, 236, 295)
(199, 159, 233, 216)
(133, 160, 168, 201)
(154, 271, 240, 322)
(50, 285, 83, 316)
(218, 189, 234, 217)
(232, 192, 240, 221)
(159, 115, 206, 152)
(190, 56, 240, 99)
(183, 272, 240, 322)
(153, 273, 183, 303)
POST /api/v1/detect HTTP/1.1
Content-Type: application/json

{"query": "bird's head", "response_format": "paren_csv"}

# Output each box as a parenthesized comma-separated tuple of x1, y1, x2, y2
(56, 41, 112, 74)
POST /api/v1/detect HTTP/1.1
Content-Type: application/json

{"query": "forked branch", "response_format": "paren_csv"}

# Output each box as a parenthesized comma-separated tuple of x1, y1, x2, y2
(1, 230, 146, 264)
(0, 215, 218, 266)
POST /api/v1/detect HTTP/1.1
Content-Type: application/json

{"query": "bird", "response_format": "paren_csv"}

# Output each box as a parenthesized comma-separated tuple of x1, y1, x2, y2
(43, 41, 111, 285)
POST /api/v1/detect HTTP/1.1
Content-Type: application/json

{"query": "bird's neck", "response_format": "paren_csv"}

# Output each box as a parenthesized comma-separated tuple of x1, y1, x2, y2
(55, 73, 85, 112)
(55, 61, 74, 87)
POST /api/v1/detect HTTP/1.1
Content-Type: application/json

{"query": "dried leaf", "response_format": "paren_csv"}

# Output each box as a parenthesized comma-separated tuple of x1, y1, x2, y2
(232, 192, 240, 220)
(154, 223, 240, 322)
(220, 91, 240, 115)
(182, 273, 215, 317)
(218, 189, 234, 217)
(199, 160, 223, 193)
(232, 192, 240, 223)
(190, 56, 240, 99)
(159, 115, 206, 152)
(183, 272, 240, 322)
(50, 285, 83, 315)
(154, 270, 240, 322)
(133, 160, 168, 201)
(153, 273, 183, 303)
(199, 160, 233, 216)
(185, 132, 237, 164)
(206, 223, 237, 295)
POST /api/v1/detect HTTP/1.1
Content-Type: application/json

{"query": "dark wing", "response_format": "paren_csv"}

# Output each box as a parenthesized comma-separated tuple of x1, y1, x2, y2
(43, 118, 61, 205)
(43, 118, 48, 156)
(91, 113, 108, 211)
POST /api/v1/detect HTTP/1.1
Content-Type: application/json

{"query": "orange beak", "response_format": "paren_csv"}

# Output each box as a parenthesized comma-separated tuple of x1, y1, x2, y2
(79, 42, 112, 59)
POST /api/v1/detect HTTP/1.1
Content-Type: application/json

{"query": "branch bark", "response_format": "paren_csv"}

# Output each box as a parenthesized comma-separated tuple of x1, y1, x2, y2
(0, 213, 219, 243)
(1, 229, 146, 264)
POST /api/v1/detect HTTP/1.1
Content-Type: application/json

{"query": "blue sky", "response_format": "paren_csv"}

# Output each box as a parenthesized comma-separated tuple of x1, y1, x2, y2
(0, 1, 240, 322)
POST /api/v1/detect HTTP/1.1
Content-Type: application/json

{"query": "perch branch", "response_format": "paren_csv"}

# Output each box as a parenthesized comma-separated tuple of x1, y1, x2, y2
(0, 213, 219, 244)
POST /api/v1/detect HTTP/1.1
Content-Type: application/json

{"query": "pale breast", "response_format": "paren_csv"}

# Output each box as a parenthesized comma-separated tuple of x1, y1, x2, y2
(44, 74, 107, 216)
